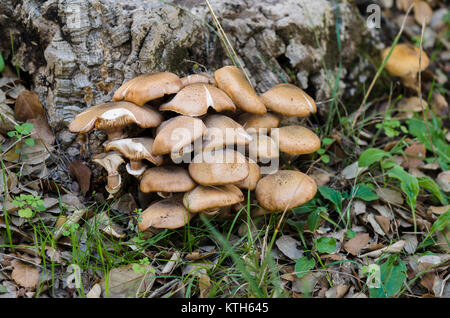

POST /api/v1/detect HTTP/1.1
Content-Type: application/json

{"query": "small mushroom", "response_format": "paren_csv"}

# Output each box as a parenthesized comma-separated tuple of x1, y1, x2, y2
(381, 43, 429, 89)
(248, 133, 279, 163)
(180, 73, 216, 87)
(234, 160, 261, 191)
(188, 149, 249, 186)
(214, 65, 267, 114)
(69, 102, 162, 141)
(278, 125, 321, 155)
(152, 116, 207, 156)
(92, 151, 125, 197)
(159, 83, 236, 117)
(113, 72, 183, 106)
(105, 137, 163, 176)
(183, 184, 244, 213)
(138, 198, 192, 231)
(255, 170, 317, 212)
(140, 166, 196, 197)
(237, 112, 280, 133)
(260, 83, 317, 117)
(202, 114, 252, 152)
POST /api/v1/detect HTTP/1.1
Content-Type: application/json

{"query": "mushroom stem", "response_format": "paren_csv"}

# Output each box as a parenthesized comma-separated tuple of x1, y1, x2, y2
(157, 191, 173, 199)
(130, 159, 144, 171)
(106, 174, 122, 194)
(105, 128, 124, 141)
(126, 160, 146, 177)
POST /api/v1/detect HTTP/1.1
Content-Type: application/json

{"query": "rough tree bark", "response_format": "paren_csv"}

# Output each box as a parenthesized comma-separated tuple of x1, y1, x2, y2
(0, 0, 375, 158)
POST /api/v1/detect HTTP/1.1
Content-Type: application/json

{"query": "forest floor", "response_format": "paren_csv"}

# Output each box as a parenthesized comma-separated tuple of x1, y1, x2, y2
(0, 1, 449, 298)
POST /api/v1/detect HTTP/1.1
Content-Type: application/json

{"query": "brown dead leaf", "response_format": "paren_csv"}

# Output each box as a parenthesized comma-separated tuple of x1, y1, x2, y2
(100, 263, 156, 298)
(360, 240, 405, 258)
(11, 260, 40, 289)
(344, 233, 370, 256)
(86, 283, 102, 298)
(69, 161, 91, 196)
(432, 92, 448, 117)
(325, 284, 349, 298)
(377, 188, 404, 205)
(436, 171, 450, 193)
(14, 90, 44, 121)
(414, 0, 433, 25)
(402, 141, 426, 168)
(310, 173, 331, 186)
(427, 205, 450, 215)
(397, 0, 413, 12)
(375, 215, 391, 235)
(420, 272, 436, 292)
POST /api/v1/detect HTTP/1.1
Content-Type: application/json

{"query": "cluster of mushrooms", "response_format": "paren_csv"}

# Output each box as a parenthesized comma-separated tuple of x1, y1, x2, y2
(69, 66, 321, 232)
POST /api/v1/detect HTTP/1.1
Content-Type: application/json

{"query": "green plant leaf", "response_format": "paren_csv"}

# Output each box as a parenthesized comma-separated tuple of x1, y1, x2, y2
(0, 53, 4, 73)
(24, 138, 35, 147)
(20, 123, 34, 135)
(315, 237, 337, 254)
(418, 176, 448, 205)
(18, 207, 33, 218)
(353, 183, 378, 201)
(307, 210, 321, 232)
(369, 255, 407, 298)
(358, 148, 392, 167)
(387, 165, 419, 211)
(318, 186, 343, 213)
(294, 257, 315, 278)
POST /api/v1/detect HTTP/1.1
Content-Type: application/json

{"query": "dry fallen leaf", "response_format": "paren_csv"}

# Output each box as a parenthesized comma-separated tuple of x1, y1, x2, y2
(86, 283, 102, 298)
(413, 0, 433, 25)
(403, 234, 418, 254)
(69, 161, 91, 196)
(325, 284, 349, 298)
(436, 171, 450, 193)
(341, 161, 367, 179)
(428, 205, 450, 215)
(11, 260, 40, 289)
(375, 215, 391, 235)
(360, 240, 405, 258)
(344, 233, 370, 256)
(275, 235, 304, 260)
(402, 141, 426, 168)
(310, 173, 332, 186)
(14, 90, 55, 145)
(377, 188, 404, 205)
(100, 263, 156, 298)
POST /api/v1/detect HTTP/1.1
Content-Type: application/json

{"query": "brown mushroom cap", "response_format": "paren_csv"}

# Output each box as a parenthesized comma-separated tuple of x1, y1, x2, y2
(248, 133, 279, 162)
(180, 73, 216, 87)
(92, 151, 125, 195)
(140, 166, 196, 193)
(159, 83, 236, 117)
(189, 149, 249, 186)
(255, 170, 317, 211)
(113, 72, 183, 106)
(237, 112, 280, 133)
(138, 198, 192, 231)
(152, 116, 207, 156)
(69, 102, 162, 140)
(381, 43, 429, 78)
(234, 160, 261, 191)
(183, 184, 244, 213)
(277, 125, 320, 155)
(260, 83, 317, 117)
(214, 66, 267, 114)
(105, 137, 163, 165)
(202, 114, 252, 151)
